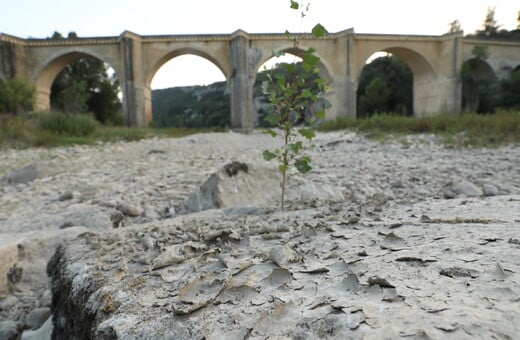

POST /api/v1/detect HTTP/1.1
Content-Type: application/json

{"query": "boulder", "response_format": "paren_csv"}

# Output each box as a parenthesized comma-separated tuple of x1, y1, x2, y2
(0, 227, 89, 294)
(179, 161, 281, 213)
(179, 161, 346, 214)
(4, 163, 62, 185)
(443, 178, 483, 198)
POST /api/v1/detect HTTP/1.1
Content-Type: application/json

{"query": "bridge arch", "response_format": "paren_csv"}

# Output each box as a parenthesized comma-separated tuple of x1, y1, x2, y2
(34, 50, 120, 112)
(356, 46, 436, 82)
(143, 48, 230, 124)
(460, 57, 498, 113)
(356, 46, 438, 116)
(255, 46, 333, 82)
(145, 48, 228, 87)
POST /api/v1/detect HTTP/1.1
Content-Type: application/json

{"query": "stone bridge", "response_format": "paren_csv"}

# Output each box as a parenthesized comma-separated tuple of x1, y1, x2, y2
(1, 29, 519, 129)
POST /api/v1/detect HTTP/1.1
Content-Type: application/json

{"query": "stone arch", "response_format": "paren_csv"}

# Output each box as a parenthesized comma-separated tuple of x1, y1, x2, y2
(460, 57, 498, 113)
(144, 49, 229, 126)
(34, 50, 120, 112)
(356, 52, 413, 117)
(357, 47, 436, 82)
(357, 47, 437, 116)
(145, 48, 228, 87)
(255, 46, 333, 83)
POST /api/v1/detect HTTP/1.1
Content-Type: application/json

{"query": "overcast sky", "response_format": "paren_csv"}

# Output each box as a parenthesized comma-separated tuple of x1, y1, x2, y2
(1, 0, 518, 88)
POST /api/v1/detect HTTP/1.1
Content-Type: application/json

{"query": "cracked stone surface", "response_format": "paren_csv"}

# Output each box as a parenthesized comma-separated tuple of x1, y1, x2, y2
(1, 131, 519, 339)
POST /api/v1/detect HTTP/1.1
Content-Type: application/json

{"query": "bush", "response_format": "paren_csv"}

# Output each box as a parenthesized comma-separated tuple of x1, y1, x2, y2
(0, 77, 35, 114)
(39, 112, 98, 136)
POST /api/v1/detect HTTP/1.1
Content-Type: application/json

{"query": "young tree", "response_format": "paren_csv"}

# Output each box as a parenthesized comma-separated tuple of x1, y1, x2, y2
(261, 1, 330, 211)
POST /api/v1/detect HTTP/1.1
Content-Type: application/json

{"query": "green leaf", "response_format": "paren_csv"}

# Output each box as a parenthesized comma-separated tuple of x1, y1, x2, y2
(298, 127, 315, 140)
(323, 99, 332, 109)
(263, 150, 276, 161)
(263, 129, 277, 137)
(265, 113, 280, 126)
(295, 158, 312, 173)
(311, 23, 328, 37)
(315, 110, 325, 120)
(290, 1, 299, 10)
(279, 164, 288, 173)
(302, 49, 320, 70)
(286, 142, 302, 153)
(300, 89, 312, 98)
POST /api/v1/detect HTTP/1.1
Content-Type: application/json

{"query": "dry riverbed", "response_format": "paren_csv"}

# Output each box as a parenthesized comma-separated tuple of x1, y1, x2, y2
(0, 130, 519, 339)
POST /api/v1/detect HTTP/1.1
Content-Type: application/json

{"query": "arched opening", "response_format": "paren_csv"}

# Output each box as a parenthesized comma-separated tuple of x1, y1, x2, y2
(461, 57, 498, 113)
(498, 64, 520, 109)
(253, 48, 331, 127)
(356, 47, 436, 117)
(149, 54, 228, 128)
(36, 52, 122, 125)
(357, 52, 413, 118)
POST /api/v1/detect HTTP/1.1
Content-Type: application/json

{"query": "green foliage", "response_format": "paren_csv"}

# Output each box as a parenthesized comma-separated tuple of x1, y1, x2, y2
(460, 45, 497, 113)
(317, 111, 520, 147)
(39, 112, 98, 136)
(261, 1, 330, 210)
(0, 77, 35, 114)
(56, 80, 90, 114)
(255, 61, 322, 127)
(152, 82, 230, 128)
(467, 8, 520, 40)
(477, 6, 500, 37)
(499, 68, 520, 109)
(357, 56, 413, 117)
(50, 32, 122, 125)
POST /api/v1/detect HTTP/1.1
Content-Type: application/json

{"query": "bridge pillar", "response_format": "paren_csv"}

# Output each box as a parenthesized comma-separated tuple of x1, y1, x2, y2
(0, 36, 20, 80)
(120, 32, 148, 127)
(414, 77, 460, 116)
(414, 35, 462, 116)
(229, 31, 257, 132)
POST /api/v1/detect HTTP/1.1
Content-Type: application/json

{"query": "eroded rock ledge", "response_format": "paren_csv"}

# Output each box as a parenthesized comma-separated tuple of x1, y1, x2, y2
(47, 197, 520, 339)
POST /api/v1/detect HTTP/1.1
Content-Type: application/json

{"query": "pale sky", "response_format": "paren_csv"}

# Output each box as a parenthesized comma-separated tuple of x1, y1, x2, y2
(1, 0, 518, 89)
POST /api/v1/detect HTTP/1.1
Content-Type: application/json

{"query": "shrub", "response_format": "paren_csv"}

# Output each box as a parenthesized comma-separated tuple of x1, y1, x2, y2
(0, 77, 35, 114)
(39, 112, 98, 136)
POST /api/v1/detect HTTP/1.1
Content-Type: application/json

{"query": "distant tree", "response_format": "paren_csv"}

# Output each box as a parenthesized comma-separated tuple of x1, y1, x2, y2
(357, 56, 413, 117)
(50, 31, 122, 124)
(461, 45, 497, 113)
(477, 6, 501, 37)
(499, 68, 520, 109)
(152, 83, 230, 128)
(359, 77, 389, 116)
(56, 80, 89, 113)
(448, 20, 462, 33)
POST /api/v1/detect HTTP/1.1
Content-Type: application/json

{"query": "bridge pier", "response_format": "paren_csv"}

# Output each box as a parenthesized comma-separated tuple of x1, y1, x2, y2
(120, 32, 148, 127)
(229, 31, 256, 132)
(415, 77, 461, 116)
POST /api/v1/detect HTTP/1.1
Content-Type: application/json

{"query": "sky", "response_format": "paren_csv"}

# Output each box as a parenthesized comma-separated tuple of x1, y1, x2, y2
(1, 0, 518, 89)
